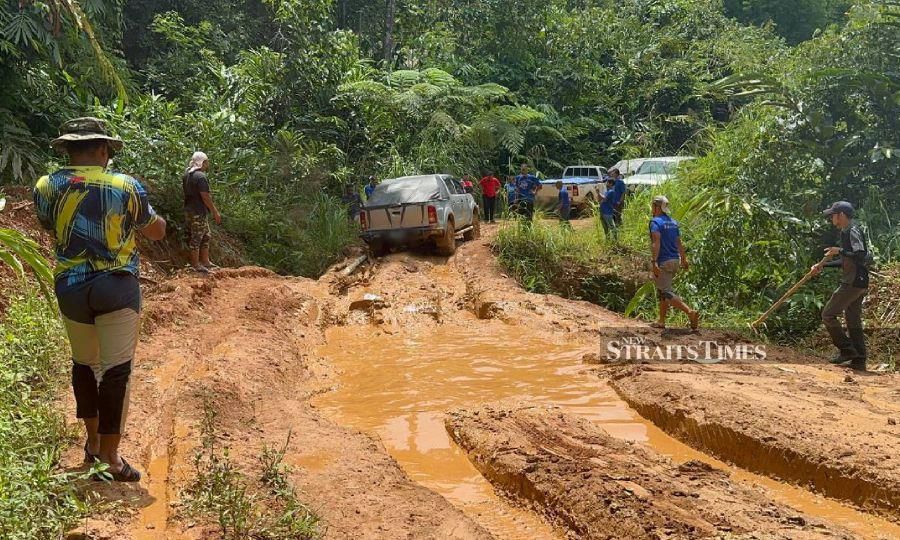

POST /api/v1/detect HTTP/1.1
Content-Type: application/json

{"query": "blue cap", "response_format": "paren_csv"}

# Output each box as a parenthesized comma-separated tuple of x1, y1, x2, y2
(823, 201, 854, 218)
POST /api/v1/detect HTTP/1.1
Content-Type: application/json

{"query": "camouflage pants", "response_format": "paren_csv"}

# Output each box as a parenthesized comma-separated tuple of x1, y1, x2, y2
(185, 213, 211, 250)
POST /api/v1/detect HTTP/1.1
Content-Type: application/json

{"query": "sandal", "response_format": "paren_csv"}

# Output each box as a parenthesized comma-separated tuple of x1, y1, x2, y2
(650, 321, 666, 329)
(192, 265, 210, 274)
(110, 458, 142, 482)
(93, 458, 142, 483)
(83, 442, 100, 464)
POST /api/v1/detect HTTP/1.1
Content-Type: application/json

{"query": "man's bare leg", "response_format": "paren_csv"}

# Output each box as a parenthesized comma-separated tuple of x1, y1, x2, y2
(99, 434, 124, 472)
(84, 417, 100, 456)
(655, 299, 670, 327)
(669, 297, 700, 329)
(199, 245, 211, 267)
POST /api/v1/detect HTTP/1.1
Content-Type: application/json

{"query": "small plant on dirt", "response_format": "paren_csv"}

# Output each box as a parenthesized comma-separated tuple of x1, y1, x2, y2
(184, 401, 320, 539)
(185, 402, 254, 538)
(257, 432, 320, 539)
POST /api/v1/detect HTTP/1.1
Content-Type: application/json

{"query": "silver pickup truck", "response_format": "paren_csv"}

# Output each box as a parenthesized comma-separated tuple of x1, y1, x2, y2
(359, 174, 480, 256)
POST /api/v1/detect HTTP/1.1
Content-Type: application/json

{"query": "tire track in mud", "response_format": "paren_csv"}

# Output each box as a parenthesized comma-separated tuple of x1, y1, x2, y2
(608, 366, 900, 523)
(67, 268, 492, 540)
(64, 223, 899, 539)
(313, 224, 899, 539)
(446, 404, 856, 539)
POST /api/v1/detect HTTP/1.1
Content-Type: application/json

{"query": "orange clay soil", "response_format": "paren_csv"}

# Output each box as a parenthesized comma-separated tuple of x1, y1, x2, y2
(52, 221, 897, 539)
(63, 267, 490, 540)
(446, 403, 855, 539)
(607, 363, 900, 521)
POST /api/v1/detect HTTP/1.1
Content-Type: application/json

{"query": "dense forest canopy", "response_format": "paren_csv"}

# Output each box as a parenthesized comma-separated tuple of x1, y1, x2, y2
(1, 0, 897, 294)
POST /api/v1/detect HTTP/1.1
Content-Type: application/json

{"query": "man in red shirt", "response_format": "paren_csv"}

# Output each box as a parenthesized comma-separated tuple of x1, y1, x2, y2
(479, 171, 501, 223)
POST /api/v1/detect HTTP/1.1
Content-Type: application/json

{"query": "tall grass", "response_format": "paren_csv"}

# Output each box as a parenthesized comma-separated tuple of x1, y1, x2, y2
(494, 178, 834, 334)
(0, 292, 89, 539)
(495, 211, 598, 293)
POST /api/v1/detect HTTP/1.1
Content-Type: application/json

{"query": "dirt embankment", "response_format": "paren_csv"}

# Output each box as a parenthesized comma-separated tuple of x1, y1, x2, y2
(50, 220, 899, 539)
(447, 404, 854, 539)
(65, 268, 490, 539)
(0, 186, 244, 303)
(607, 364, 900, 521)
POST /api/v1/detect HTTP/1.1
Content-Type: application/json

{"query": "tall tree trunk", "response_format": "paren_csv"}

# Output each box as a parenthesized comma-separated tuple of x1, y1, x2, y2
(384, 0, 396, 64)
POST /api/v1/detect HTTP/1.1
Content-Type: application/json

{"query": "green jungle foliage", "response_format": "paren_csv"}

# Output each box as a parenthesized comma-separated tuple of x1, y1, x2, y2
(0, 0, 897, 291)
(0, 293, 89, 538)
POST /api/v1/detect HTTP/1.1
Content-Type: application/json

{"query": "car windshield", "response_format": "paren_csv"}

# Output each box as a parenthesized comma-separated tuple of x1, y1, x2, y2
(636, 161, 675, 175)
(366, 177, 443, 206)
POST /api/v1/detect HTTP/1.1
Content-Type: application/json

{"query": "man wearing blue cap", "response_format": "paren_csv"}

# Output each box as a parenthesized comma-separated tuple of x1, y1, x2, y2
(810, 201, 870, 371)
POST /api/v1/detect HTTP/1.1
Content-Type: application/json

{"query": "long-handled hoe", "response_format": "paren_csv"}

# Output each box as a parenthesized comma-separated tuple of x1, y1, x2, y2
(750, 254, 833, 331)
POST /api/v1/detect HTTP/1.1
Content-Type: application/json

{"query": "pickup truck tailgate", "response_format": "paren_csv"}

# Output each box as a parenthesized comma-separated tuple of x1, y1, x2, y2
(366, 204, 430, 231)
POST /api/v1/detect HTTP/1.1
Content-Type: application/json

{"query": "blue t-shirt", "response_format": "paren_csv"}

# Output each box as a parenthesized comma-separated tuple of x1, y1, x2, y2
(505, 183, 517, 203)
(649, 214, 681, 264)
(515, 174, 541, 203)
(600, 187, 616, 216)
(364, 184, 376, 199)
(558, 187, 570, 208)
(613, 179, 626, 205)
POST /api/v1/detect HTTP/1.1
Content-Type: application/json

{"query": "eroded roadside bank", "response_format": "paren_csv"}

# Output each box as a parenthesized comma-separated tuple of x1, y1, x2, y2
(63, 223, 899, 539)
(313, 226, 900, 539)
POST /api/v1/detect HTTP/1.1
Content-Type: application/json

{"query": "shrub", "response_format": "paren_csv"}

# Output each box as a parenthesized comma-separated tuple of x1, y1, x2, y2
(0, 293, 89, 539)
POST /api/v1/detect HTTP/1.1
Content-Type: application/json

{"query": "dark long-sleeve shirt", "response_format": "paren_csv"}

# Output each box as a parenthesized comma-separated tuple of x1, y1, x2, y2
(824, 221, 869, 288)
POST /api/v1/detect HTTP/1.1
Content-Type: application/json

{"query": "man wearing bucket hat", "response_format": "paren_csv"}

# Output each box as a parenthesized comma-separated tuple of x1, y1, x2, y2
(649, 195, 700, 330)
(34, 117, 167, 482)
(810, 201, 870, 371)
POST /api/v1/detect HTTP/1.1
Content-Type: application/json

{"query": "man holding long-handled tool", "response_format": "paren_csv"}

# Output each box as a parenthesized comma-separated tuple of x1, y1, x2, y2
(810, 201, 870, 371)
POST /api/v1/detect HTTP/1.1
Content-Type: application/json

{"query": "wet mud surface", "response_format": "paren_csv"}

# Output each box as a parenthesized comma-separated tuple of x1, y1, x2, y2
(60, 221, 899, 539)
(447, 404, 855, 539)
(609, 364, 900, 521)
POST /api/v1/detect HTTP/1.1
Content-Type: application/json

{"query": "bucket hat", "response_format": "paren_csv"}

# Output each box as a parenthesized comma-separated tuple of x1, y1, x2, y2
(51, 117, 124, 154)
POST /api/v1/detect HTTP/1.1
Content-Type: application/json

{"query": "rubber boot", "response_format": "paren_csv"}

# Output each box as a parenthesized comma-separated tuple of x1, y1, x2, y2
(825, 325, 858, 364)
(848, 327, 867, 371)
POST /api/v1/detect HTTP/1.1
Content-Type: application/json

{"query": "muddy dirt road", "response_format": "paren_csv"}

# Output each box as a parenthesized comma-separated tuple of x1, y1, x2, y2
(65, 222, 898, 539)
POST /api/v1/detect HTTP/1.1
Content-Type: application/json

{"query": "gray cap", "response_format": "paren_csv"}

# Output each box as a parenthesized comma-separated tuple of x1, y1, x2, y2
(51, 117, 124, 154)
(822, 201, 854, 218)
(652, 195, 670, 211)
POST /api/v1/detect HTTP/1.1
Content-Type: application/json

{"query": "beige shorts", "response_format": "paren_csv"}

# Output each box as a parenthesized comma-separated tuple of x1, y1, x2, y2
(654, 258, 681, 301)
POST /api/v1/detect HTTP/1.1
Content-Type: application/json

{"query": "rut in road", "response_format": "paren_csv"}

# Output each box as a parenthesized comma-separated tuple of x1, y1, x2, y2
(64, 223, 898, 540)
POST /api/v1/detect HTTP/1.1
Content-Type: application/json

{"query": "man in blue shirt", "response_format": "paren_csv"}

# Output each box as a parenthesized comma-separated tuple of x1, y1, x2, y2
(514, 163, 541, 220)
(608, 168, 627, 225)
(555, 181, 571, 225)
(649, 195, 699, 330)
(505, 176, 518, 215)
(364, 176, 378, 199)
(599, 178, 618, 240)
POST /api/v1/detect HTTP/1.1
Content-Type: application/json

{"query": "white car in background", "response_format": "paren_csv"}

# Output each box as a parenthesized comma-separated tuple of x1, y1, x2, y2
(608, 158, 649, 177)
(625, 156, 695, 191)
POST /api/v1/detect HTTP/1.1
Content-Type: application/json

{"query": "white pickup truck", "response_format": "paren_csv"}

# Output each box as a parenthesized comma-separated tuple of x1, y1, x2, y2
(536, 165, 608, 213)
(359, 174, 480, 256)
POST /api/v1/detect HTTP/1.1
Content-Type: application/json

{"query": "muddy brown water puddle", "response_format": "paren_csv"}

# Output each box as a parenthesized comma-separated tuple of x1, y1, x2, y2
(315, 322, 898, 539)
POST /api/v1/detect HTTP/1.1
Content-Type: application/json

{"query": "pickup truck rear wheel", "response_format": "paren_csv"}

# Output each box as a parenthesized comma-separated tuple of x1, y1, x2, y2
(437, 218, 457, 256)
(368, 238, 388, 257)
(463, 213, 480, 241)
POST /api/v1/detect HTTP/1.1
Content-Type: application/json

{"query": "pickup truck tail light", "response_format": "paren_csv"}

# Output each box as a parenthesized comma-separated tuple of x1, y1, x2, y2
(427, 205, 438, 224)
(359, 212, 367, 230)
(571, 185, 579, 196)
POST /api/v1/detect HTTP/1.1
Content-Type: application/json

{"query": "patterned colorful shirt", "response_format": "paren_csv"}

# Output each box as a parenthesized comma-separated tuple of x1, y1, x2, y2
(34, 166, 158, 290)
